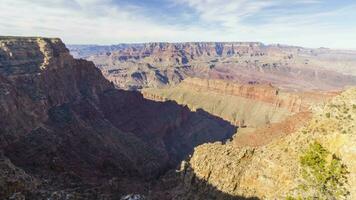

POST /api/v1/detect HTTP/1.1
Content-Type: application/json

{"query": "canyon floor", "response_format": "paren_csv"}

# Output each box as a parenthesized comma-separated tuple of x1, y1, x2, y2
(0, 37, 355, 200)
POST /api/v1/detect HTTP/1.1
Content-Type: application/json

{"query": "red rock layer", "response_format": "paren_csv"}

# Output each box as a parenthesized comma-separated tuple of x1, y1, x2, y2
(179, 78, 336, 113)
(69, 42, 356, 91)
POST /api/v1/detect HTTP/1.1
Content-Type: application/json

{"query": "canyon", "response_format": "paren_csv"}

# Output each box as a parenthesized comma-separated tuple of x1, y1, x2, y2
(142, 77, 338, 148)
(162, 87, 356, 199)
(69, 42, 356, 91)
(0, 37, 236, 199)
(0, 37, 355, 200)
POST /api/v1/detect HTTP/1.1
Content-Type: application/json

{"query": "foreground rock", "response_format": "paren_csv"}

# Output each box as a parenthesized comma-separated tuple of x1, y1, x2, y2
(162, 88, 356, 199)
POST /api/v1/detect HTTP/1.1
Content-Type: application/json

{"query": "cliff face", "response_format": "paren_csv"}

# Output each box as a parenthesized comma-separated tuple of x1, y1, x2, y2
(0, 37, 112, 146)
(0, 37, 237, 199)
(160, 78, 336, 113)
(0, 37, 72, 75)
(92, 42, 265, 60)
(163, 88, 356, 200)
(69, 42, 356, 91)
(143, 78, 334, 128)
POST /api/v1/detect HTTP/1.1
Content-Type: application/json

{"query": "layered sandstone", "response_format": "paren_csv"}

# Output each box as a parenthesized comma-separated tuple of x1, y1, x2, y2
(69, 42, 356, 91)
(143, 78, 334, 128)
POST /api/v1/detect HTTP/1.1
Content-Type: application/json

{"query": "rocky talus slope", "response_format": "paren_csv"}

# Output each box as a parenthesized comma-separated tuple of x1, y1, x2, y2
(69, 42, 356, 91)
(161, 88, 356, 199)
(0, 37, 236, 199)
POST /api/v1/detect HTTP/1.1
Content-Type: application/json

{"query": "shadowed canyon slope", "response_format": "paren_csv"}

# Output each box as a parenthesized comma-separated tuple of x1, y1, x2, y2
(69, 42, 356, 91)
(0, 37, 237, 199)
(143, 77, 339, 148)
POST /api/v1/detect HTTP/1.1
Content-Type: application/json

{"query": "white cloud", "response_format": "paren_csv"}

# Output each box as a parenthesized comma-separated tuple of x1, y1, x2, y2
(0, 0, 205, 43)
(173, 0, 356, 48)
(0, 0, 355, 48)
(173, 0, 324, 27)
(175, 0, 275, 27)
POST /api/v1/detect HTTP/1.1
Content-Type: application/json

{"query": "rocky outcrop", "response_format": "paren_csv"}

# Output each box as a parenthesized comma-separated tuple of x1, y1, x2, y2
(164, 88, 356, 199)
(69, 42, 356, 91)
(0, 152, 39, 199)
(0, 37, 237, 199)
(0, 37, 112, 147)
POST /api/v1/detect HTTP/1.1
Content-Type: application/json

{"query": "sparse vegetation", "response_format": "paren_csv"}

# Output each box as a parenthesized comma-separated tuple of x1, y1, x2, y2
(289, 142, 349, 200)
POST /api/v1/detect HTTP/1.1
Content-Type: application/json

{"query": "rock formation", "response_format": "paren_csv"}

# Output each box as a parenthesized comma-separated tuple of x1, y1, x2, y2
(69, 42, 356, 91)
(160, 88, 356, 200)
(143, 78, 335, 127)
(0, 37, 236, 199)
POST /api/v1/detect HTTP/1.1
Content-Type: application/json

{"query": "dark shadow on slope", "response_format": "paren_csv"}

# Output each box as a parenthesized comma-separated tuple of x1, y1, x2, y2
(98, 89, 238, 176)
(150, 162, 260, 200)
(3, 87, 237, 199)
(1, 39, 238, 199)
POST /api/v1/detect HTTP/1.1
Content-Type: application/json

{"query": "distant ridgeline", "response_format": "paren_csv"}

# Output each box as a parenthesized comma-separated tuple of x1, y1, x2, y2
(68, 42, 356, 91)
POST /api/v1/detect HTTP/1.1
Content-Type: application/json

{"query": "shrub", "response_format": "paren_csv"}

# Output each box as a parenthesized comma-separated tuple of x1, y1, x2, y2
(296, 142, 349, 199)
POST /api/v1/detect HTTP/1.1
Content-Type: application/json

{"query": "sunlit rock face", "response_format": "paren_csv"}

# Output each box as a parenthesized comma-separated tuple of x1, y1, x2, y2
(69, 42, 356, 91)
(142, 77, 335, 128)
(161, 88, 356, 200)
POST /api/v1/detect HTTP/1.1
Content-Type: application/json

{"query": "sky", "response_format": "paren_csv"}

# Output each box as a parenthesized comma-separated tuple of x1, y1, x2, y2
(1, 0, 356, 48)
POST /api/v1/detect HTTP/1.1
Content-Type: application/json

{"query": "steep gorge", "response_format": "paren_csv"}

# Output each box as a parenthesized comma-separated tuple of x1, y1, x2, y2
(0, 37, 236, 199)
(1, 36, 355, 200)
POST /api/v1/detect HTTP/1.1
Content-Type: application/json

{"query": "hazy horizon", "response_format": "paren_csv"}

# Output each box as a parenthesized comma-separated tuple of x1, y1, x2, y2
(3, 35, 356, 50)
(65, 41, 356, 50)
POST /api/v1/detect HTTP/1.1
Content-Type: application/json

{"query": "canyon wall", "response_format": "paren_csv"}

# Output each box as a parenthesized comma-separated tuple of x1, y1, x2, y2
(69, 42, 356, 91)
(156, 88, 356, 200)
(143, 78, 334, 128)
(1, 37, 354, 199)
(0, 37, 236, 199)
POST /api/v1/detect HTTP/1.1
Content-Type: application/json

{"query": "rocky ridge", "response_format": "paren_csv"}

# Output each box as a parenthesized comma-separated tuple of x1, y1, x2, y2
(164, 88, 356, 199)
